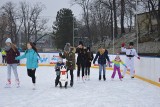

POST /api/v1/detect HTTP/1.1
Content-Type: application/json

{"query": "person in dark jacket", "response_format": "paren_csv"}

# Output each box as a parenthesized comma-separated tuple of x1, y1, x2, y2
(84, 47, 94, 80)
(64, 47, 76, 87)
(93, 46, 110, 81)
(76, 41, 86, 82)
(4, 38, 20, 88)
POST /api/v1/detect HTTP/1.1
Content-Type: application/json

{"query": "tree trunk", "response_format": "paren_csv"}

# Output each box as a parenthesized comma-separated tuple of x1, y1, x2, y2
(113, 0, 118, 38)
(158, 0, 160, 37)
(121, 0, 125, 34)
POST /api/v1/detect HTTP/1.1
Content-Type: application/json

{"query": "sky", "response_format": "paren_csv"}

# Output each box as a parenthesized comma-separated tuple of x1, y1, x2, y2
(0, 0, 82, 29)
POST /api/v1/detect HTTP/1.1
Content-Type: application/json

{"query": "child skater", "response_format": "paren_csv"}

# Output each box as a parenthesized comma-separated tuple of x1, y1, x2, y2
(16, 42, 39, 90)
(110, 54, 128, 81)
(1, 49, 7, 65)
(4, 38, 20, 88)
(55, 53, 64, 87)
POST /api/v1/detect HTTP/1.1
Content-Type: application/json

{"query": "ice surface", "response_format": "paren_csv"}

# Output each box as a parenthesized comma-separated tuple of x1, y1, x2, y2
(0, 66, 160, 107)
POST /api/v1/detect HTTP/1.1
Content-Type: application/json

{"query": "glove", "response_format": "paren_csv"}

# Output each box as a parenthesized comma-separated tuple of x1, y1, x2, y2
(137, 57, 140, 60)
(121, 43, 125, 47)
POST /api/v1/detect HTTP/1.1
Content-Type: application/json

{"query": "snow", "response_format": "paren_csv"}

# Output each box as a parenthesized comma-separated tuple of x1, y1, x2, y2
(0, 66, 160, 107)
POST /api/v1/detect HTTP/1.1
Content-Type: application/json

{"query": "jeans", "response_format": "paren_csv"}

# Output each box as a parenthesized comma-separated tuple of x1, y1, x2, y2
(99, 64, 106, 76)
(7, 64, 19, 81)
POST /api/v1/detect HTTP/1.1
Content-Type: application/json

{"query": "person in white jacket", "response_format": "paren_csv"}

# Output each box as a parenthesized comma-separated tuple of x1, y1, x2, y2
(121, 42, 140, 79)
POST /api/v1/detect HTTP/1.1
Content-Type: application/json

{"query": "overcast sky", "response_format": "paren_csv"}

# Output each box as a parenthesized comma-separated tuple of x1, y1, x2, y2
(0, 0, 82, 29)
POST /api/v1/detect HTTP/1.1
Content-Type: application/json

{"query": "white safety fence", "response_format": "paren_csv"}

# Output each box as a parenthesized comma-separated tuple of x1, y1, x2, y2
(0, 52, 160, 84)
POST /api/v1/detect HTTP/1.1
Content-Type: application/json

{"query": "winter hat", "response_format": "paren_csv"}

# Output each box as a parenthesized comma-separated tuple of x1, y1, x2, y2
(64, 43, 71, 52)
(5, 38, 12, 43)
(79, 41, 83, 46)
(87, 47, 90, 51)
(129, 42, 134, 46)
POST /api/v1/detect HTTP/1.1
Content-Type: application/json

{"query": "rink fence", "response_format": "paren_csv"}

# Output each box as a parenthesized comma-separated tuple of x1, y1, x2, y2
(0, 52, 160, 87)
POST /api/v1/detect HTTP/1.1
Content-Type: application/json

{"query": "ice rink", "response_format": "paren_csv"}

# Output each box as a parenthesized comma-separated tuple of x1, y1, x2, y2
(0, 66, 160, 107)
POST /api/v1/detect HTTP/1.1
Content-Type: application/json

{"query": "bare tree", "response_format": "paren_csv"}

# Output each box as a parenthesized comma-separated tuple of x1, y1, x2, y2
(19, 1, 48, 43)
(71, 0, 92, 43)
(1, 2, 23, 44)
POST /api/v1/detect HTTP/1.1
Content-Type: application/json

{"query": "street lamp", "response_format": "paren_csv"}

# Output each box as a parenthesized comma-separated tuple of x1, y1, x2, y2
(136, 0, 139, 53)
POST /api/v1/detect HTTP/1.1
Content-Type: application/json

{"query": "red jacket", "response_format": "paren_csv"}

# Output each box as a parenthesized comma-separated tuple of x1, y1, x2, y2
(6, 48, 20, 64)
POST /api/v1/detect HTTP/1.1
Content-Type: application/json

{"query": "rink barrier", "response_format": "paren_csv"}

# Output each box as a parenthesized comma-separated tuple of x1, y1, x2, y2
(0, 52, 160, 88)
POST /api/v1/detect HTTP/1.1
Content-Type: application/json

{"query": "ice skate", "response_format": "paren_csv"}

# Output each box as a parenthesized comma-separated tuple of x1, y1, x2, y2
(82, 76, 85, 83)
(5, 83, 11, 88)
(5, 80, 11, 88)
(16, 79, 20, 88)
(103, 75, 106, 81)
(70, 80, 73, 87)
(99, 75, 101, 81)
(32, 84, 36, 90)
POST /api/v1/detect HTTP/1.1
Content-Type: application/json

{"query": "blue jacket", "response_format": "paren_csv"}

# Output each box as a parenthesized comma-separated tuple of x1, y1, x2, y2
(93, 49, 110, 65)
(16, 49, 39, 69)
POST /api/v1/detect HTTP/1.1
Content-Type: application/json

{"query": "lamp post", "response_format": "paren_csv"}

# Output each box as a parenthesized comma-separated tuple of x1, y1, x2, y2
(136, 0, 139, 53)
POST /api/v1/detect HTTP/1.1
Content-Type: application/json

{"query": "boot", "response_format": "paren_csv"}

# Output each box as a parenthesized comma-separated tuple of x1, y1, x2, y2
(103, 75, 106, 81)
(99, 75, 101, 80)
(70, 80, 73, 87)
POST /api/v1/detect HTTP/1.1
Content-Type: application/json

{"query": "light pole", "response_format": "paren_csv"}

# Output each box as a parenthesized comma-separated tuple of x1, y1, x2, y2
(136, 0, 139, 53)
(73, 17, 75, 47)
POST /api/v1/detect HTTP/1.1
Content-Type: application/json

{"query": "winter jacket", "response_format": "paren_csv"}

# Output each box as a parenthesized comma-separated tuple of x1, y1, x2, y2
(64, 48, 76, 70)
(16, 49, 39, 69)
(1, 50, 6, 56)
(76, 47, 86, 66)
(6, 47, 20, 64)
(93, 49, 110, 65)
(85, 51, 94, 67)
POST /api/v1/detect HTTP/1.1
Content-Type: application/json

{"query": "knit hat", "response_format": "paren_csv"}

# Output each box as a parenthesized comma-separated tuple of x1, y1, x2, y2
(79, 41, 83, 46)
(64, 43, 71, 52)
(87, 47, 90, 51)
(5, 38, 12, 43)
(129, 42, 134, 46)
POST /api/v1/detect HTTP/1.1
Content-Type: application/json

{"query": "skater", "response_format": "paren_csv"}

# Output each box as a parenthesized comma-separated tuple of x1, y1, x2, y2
(3, 38, 20, 88)
(55, 53, 65, 87)
(16, 42, 39, 90)
(76, 41, 86, 81)
(110, 55, 128, 81)
(64, 47, 76, 87)
(1, 49, 7, 65)
(84, 47, 94, 80)
(121, 42, 140, 79)
(93, 45, 110, 81)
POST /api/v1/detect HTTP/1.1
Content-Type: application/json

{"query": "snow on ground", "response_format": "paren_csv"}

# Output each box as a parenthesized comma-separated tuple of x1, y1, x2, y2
(0, 66, 160, 107)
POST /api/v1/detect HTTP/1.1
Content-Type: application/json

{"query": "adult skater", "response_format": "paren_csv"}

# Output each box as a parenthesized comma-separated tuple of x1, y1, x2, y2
(93, 45, 110, 81)
(76, 41, 86, 82)
(3, 38, 20, 88)
(64, 46, 76, 87)
(84, 47, 94, 80)
(121, 42, 140, 78)
(16, 42, 39, 90)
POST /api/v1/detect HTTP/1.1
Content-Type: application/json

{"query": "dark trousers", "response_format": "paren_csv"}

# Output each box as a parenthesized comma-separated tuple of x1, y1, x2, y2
(77, 65, 84, 77)
(2, 56, 6, 63)
(55, 75, 60, 86)
(27, 69, 36, 83)
(85, 67, 90, 76)
(67, 69, 74, 82)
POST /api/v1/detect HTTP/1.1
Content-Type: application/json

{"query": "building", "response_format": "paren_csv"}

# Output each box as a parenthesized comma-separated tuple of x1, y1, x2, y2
(136, 10, 158, 34)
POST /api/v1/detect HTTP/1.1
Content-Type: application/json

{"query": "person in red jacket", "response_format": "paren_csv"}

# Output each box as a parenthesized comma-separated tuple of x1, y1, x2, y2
(3, 38, 20, 88)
